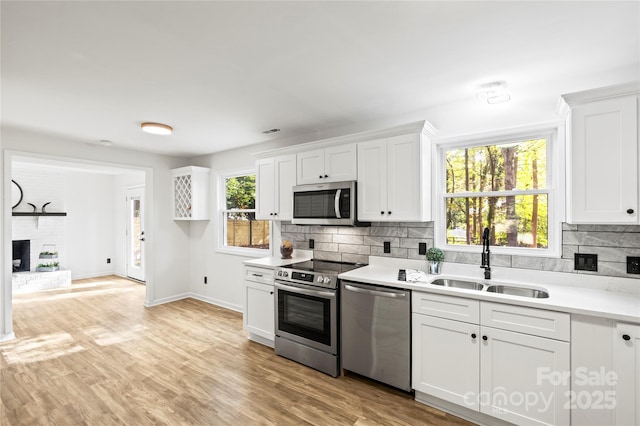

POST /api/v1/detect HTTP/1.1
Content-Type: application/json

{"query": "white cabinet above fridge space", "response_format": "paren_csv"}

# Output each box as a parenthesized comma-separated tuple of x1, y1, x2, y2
(559, 82, 640, 224)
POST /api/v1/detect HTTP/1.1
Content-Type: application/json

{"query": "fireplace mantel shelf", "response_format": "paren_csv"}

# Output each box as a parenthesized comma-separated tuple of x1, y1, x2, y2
(12, 212, 67, 217)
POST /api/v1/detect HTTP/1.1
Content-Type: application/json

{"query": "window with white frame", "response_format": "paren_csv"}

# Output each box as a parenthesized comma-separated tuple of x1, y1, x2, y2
(440, 132, 558, 255)
(221, 172, 270, 253)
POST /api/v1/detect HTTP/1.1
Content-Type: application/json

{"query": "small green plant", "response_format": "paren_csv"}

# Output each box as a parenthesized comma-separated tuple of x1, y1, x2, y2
(426, 247, 444, 262)
(39, 251, 58, 256)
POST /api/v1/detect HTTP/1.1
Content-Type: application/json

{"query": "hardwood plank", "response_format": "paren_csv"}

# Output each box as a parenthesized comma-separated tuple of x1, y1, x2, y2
(1, 275, 474, 425)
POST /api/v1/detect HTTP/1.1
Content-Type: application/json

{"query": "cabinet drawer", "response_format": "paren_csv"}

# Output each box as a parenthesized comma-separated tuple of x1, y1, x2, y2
(244, 266, 274, 285)
(481, 302, 570, 341)
(412, 292, 479, 323)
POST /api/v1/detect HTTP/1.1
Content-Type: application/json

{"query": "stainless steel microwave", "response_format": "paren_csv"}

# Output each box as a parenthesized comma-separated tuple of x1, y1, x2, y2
(292, 181, 359, 226)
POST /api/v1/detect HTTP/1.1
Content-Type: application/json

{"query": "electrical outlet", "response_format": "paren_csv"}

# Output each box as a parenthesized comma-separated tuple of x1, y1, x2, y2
(627, 256, 640, 274)
(418, 243, 427, 255)
(384, 241, 391, 254)
(106, 258, 111, 264)
(574, 253, 598, 271)
(309, 239, 315, 249)
(204, 276, 208, 284)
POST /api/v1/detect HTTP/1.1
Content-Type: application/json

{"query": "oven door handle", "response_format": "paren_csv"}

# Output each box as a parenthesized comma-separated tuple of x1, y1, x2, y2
(334, 189, 342, 219)
(344, 284, 407, 299)
(276, 282, 336, 298)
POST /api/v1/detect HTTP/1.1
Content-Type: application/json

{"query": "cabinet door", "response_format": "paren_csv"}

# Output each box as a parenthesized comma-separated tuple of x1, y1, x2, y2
(480, 327, 570, 426)
(255, 158, 275, 220)
(297, 149, 325, 185)
(412, 314, 480, 409)
(387, 133, 424, 221)
(324, 144, 357, 182)
(173, 172, 193, 219)
(569, 96, 638, 224)
(274, 154, 296, 221)
(614, 322, 640, 426)
(357, 139, 388, 221)
(244, 281, 275, 344)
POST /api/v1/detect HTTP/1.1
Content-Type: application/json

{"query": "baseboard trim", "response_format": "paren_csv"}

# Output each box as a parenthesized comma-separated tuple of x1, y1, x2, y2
(143, 292, 242, 313)
(0, 332, 16, 343)
(188, 293, 243, 313)
(144, 293, 190, 307)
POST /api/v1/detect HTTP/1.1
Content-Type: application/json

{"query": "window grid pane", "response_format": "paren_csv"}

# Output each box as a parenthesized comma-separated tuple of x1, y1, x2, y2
(444, 137, 549, 250)
(223, 175, 269, 250)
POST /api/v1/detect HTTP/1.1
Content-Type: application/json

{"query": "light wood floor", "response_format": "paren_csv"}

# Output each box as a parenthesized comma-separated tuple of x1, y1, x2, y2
(1, 276, 474, 425)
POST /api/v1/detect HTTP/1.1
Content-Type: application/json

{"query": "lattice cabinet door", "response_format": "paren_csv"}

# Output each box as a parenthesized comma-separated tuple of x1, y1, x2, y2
(170, 166, 211, 220)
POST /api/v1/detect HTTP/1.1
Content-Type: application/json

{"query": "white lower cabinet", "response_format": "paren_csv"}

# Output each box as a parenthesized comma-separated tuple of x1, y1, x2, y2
(412, 292, 570, 426)
(480, 327, 569, 426)
(243, 265, 275, 347)
(571, 316, 640, 426)
(412, 314, 480, 409)
(613, 322, 640, 426)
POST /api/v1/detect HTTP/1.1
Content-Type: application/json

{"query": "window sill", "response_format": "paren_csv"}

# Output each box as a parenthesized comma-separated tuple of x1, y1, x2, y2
(215, 246, 272, 258)
(442, 244, 561, 259)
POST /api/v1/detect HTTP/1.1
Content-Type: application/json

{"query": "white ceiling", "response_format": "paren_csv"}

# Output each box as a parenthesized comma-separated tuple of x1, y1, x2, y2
(2, 1, 638, 157)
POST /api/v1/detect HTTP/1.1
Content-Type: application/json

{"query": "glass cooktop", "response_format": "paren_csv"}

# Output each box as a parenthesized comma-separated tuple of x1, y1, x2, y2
(286, 260, 366, 275)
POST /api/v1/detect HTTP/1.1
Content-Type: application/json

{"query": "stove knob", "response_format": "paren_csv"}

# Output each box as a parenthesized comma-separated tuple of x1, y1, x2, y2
(277, 271, 282, 277)
(317, 276, 324, 283)
(283, 271, 288, 278)
(323, 277, 331, 284)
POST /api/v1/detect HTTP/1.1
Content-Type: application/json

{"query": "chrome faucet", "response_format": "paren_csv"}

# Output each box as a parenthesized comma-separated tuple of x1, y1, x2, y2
(481, 227, 491, 279)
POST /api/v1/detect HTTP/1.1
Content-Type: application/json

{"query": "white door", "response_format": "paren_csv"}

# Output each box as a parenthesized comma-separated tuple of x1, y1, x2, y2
(126, 187, 145, 282)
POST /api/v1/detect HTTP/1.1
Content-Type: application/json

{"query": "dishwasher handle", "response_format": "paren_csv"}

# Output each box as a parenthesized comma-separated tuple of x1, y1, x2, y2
(344, 283, 407, 299)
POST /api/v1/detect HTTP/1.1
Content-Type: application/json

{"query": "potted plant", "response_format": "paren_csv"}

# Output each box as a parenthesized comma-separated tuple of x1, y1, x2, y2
(426, 247, 444, 275)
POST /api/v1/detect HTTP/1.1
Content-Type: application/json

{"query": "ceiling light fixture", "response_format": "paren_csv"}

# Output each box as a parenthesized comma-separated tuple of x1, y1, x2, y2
(486, 93, 512, 104)
(141, 122, 173, 135)
(475, 81, 511, 104)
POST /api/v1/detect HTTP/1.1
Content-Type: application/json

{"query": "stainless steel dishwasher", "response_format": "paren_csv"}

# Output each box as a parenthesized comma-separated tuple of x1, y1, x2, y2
(340, 280, 411, 391)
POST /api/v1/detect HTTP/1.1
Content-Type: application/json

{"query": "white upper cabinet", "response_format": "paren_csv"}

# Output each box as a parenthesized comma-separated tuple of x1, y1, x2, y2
(256, 154, 296, 221)
(358, 133, 431, 222)
(170, 166, 210, 220)
(296, 144, 357, 185)
(561, 83, 640, 224)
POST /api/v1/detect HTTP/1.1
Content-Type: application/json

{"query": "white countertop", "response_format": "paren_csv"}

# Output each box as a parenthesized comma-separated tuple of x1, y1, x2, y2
(243, 250, 312, 269)
(339, 258, 640, 324)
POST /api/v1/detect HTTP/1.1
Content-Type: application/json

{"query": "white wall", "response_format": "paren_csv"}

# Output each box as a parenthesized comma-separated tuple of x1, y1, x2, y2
(188, 140, 300, 311)
(2, 125, 191, 340)
(11, 166, 124, 279)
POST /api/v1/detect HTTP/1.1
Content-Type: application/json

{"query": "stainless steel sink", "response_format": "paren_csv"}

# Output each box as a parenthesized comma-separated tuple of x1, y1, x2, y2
(431, 278, 485, 291)
(485, 285, 549, 298)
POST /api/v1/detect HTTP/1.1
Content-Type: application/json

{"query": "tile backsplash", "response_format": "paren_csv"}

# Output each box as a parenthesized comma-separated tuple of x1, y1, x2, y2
(281, 222, 640, 280)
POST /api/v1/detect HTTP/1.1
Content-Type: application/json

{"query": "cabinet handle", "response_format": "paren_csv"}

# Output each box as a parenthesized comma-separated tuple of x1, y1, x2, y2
(274, 212, 278, 216)
(319, 175, 323, 179)
(627, 209, 635, 214)
(252, 273, 263, 277)
(388, 211, 392, 215)
(324, 174, 328, 178)
(380, 211, 385, 215)
(270, 291, 274, 295)
(471, 333, 477, 339)
(482, 335, 488, 341)
(623, 334, 631, 341)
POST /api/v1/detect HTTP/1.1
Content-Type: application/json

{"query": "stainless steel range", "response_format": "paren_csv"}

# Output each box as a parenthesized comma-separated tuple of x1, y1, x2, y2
(274, 260, 366, 377)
